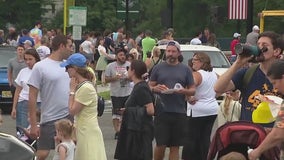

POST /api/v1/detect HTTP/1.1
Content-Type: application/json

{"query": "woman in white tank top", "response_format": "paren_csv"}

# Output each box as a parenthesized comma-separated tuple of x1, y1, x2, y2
(182, 52, 219, 160)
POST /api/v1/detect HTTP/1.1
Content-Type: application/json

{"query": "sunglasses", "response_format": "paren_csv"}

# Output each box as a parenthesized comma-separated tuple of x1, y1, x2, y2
(65, 65, 73, 71)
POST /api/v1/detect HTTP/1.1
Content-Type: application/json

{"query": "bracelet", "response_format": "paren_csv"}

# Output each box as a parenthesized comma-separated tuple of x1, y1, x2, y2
(69, 92, 75, 95)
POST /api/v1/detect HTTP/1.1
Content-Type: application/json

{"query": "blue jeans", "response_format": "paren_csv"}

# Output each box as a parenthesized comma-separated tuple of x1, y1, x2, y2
(16, 100, 41, 128)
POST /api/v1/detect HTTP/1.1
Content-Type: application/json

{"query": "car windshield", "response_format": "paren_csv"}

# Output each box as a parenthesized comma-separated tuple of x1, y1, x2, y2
(181, 51, 231, 68)
(0, 46, 17, 68)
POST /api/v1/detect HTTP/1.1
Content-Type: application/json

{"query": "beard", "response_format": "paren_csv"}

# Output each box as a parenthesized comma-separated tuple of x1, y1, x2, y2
(166, 55, 177, 64)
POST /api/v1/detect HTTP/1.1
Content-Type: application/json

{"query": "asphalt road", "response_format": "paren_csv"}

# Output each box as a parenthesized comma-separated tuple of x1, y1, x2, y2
(0, 111, 179, 160)
(0, 111, 117, 160)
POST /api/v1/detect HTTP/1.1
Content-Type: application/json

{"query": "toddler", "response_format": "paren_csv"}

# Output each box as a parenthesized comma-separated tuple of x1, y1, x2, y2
(53, 119, 76, 160)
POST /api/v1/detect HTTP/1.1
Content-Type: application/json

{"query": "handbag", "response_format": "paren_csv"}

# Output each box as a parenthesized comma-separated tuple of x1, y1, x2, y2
(76, 81, 105, 117)
(97, 96, 105, 117)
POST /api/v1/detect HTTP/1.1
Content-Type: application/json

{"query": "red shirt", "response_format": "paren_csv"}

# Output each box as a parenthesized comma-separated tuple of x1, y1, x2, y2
(230, 39, 240, 56)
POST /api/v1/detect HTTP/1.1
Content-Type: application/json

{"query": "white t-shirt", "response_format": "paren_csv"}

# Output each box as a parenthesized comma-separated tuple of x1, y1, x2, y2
(36, 46, 51, 60)
(15, 67, 41, 102)
(98, 45, 107, 57)
(28, 58, 70, 123)
(52, 140, 75, 160)
(80, 40, 93, 54)
(187, 70, 218, 117)
(105, 61, 132, 97)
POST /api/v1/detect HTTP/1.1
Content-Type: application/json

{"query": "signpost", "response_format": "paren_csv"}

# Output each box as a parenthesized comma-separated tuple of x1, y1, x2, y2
(68, 6, 87, 40)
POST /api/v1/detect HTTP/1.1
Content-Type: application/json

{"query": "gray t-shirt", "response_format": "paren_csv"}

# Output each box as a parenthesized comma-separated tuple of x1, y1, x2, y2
(28, 58, 70, 124)
(8, 57, 27, 86)
(105, 61, 132, 97)
(150, 62, 194, 114)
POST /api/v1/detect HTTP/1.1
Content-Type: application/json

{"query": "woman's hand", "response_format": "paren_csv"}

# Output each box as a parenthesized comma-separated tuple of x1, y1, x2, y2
(70, 78, 78, 92)
(11, 108, 16, 119)
(187, 96, 197, 105)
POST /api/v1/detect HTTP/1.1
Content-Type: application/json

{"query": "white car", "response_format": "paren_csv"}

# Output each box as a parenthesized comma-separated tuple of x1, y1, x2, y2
(158, 44, 231, 75)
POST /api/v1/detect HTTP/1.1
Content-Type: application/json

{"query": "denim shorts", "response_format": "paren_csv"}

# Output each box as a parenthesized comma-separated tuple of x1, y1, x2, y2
(16, 100, 29, 128)
(16, 101, 41, 129)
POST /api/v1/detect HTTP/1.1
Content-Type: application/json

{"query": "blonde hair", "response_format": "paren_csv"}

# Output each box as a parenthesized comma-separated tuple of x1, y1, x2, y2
(129, 48, 139, 60)
(223, 90, 240, 116)
(219, 152, 246, 160)
(151, 46, 161, 58)
(54, 119, 73, 139)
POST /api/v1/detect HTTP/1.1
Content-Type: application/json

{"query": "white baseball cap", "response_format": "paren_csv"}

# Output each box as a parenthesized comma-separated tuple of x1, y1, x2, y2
(233, 33, 241, 38)
(252, 25, 260, 31)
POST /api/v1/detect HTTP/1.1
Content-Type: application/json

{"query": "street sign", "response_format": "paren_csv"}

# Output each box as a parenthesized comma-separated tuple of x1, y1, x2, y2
(72, 26, 82, 40)
(69, 6, 87, 26)
(116, 0, 139, 19)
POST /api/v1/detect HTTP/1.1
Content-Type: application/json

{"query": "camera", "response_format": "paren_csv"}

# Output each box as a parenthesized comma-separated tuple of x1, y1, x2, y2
(234, 43, 268, 62)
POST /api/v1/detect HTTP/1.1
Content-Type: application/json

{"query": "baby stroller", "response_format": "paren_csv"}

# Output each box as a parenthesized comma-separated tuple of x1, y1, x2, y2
(207, 121, 280, 160)
(16, 126, 37, 150)
(0, 132, 36, 160)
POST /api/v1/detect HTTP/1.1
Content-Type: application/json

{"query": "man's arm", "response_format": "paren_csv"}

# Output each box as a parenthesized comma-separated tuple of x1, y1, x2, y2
(28, 85, 39, 139)
(214, 56, 252, 94)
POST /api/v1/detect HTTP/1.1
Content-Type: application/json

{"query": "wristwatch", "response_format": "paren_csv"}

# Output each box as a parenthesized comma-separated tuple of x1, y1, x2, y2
(69, 91, 75, 95)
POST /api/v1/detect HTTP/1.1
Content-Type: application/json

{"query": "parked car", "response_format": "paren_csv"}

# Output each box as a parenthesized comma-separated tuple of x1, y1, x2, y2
(158, 44, 231, 103)
(0, 46, 17, 113)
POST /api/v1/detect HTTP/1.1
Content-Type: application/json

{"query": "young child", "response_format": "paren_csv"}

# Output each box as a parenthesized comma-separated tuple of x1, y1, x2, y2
(216, 90, 242, 127)
(53, 119, 76, 160)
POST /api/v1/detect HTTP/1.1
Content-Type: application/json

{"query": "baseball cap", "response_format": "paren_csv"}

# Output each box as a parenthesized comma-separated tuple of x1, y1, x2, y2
(23, 40, 32, 46)
(60, 53, 86, 68)
(166, 40, 180, 51)
(233, 33, 241, 38)
(253, 25, 260, 31)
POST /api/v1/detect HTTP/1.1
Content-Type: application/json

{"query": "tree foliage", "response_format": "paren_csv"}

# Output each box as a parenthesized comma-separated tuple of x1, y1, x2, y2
(0, 0, 283, 38)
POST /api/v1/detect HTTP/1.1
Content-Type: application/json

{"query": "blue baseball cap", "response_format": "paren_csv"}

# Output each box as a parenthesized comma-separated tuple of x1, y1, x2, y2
(60, 53, 87, 68)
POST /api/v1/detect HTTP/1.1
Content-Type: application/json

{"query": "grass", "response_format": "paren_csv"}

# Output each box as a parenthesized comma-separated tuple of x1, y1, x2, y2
(98, 91, 110, 100)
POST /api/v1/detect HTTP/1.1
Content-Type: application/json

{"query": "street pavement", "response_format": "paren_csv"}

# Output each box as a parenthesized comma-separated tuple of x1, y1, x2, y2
(0, 84, 180, 160)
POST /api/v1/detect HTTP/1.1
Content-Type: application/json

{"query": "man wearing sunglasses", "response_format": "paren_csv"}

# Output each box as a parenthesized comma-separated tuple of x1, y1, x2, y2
(149, 41, 196, 160)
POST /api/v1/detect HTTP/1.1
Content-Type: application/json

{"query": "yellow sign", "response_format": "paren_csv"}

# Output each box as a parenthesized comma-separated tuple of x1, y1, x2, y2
(2, 91, 12, 98)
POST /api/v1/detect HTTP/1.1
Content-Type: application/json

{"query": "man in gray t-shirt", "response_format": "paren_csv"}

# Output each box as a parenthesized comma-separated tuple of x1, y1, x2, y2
(149, 41, 195, 160)
(7, 45, 27, 97)
(28, 35, 74, 160)
(105, 48, 131, 139)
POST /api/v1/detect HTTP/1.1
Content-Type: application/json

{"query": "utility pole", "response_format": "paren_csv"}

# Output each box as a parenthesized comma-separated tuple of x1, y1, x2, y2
(246, 0, 253, 34)
(168, 0, 173, 28)
(125, 0, 129, 33)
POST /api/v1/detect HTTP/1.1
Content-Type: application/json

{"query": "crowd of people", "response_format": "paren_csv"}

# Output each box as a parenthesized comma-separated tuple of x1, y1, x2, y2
(1, 22, 284, 160)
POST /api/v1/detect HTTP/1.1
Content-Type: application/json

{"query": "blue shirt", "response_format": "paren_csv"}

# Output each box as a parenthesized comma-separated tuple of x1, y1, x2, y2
(232, 66, 281, 127)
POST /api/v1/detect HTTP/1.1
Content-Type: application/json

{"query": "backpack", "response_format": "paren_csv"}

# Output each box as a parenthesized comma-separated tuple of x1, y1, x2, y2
(207, 121, 280, 160)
